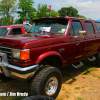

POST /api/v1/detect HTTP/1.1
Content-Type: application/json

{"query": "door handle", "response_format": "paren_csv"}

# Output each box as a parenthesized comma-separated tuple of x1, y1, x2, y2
(95, 36, 97, 38)
(84, 37, 87, 40)
(76, 37, 84, 45)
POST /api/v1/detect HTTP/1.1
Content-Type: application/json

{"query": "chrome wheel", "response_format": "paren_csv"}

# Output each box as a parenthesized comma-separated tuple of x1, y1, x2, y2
(30, 66, 62, 98)
(45, 77, 58, 95)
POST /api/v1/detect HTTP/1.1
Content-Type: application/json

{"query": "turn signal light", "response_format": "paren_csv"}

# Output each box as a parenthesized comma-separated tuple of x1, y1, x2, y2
(20, 50, 30, 60)
(66, 16, 69, 17)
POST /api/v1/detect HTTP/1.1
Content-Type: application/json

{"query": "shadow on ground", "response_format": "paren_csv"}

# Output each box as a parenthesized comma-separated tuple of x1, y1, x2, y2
(60, 58, 99, 84)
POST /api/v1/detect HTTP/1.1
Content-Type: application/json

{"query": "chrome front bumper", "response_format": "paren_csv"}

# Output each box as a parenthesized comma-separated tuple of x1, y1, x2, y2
(0, 52, 38, 79)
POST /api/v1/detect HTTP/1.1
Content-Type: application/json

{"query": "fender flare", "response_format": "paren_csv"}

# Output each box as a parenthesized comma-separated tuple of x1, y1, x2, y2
(35, 51, 63, 65)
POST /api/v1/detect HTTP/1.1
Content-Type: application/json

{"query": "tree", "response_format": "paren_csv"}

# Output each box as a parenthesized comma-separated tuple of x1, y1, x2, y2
(58, 7, 67, 17)
(36, 4, 59, 18)
(58, 6, 79, 17)
(78, 15, 87, 19)
(50, 10, 59, 17)
(36, 4, 49, 18)
(17, 0, 36, 24)
(0, 0, 17, 25)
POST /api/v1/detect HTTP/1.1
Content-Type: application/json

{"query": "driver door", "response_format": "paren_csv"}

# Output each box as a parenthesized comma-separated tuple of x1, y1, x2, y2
(68, 20, 87, 59)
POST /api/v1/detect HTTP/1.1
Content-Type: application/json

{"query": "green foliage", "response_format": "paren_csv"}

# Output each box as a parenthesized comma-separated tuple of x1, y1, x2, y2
(0, 0, 88, 25)
(78, 15, 87, 19)
(0, 0, 17, 25)
(36, 4, 59, 18)
(58, 7, 66, 16)
(58, 6, 79, 17)
(77, 98, 83, 100)
(75, 87, 80, 90)
(83, 68, 98, 75)
(36, 4, 49, 18)
(50, 10, 59, 17)
(17, 0, 36, 24)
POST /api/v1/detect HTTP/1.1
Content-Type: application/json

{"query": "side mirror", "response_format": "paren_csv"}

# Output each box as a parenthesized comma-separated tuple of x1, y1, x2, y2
(79, 31, 86, 36)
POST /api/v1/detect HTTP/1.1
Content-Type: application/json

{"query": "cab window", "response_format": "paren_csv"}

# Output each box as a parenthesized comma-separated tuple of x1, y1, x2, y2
(85, 22, 94, 34)
(69, 21, 82, 36)
(95, 22, 100, 32)
(9, 28, 22, 35)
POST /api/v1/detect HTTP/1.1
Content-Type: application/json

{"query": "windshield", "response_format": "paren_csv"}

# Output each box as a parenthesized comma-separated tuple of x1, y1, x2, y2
(0, 27, 9, 36)
(30, 19, 68, 35)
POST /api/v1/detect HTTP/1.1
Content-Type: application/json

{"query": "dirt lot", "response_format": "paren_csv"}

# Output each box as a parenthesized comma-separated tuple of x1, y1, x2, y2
(0, 60, 100, 100)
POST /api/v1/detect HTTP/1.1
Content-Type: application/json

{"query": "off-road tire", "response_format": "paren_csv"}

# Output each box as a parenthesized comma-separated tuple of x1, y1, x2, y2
(30, 66, 62, 99)
(94, 53, 100, 66)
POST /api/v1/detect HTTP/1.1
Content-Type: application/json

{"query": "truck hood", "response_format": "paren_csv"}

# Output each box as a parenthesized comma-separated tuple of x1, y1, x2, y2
(0, 33, 66, 49)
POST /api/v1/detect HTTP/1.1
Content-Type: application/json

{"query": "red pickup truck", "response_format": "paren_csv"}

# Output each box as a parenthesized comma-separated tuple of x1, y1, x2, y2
(0, 24, 31, 36)
(0, 17, 100, 98)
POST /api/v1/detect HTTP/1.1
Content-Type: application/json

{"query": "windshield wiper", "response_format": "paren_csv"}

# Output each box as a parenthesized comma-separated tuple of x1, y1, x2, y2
(49, 32, 58, 35)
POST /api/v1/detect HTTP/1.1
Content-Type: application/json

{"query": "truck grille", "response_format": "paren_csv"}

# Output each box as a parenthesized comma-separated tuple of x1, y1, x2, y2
(0, 47, 12, 61)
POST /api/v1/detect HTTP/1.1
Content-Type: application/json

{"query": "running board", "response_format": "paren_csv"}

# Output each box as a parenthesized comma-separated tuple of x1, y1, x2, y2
(87, 56, 96, 62)
(72, 61, 84, 68)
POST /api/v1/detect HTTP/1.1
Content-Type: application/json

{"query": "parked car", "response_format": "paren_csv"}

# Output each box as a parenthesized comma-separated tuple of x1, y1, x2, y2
(13, 24, 32, 32)
(0, 25, 26, 36)
(0, 17, 100, 99)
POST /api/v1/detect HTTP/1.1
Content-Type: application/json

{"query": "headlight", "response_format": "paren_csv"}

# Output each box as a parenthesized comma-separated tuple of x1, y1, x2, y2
(12, 49, 30, 60)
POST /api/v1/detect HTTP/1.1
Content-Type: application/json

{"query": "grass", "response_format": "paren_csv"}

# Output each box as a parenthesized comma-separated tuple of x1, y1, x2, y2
(66, 94, 70, 98)
(1, 59, 100, 100)
(82, 76, 85, 79)
(87, 68, 98, 72)
(77, 98, 83, 100)
(56, 98, 63, 100)
(83, 68, 98, 75)
(81, 67, 100, 79)
(90, 73, 100, 79)
(66, 77, 77, 84)
(57, 61, 100, 100)
(71, 77, 77, 81)
(82, 86, 87, 88)
(75, 87, 80, 90)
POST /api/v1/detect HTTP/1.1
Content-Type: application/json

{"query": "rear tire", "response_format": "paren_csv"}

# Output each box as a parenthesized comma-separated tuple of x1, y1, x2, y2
(30, 66, 62, 99)
(94, 53, 100, 66)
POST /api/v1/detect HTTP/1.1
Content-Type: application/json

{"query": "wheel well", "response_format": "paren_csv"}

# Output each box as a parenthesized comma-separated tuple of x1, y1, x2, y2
(30, 56, 62, 82)
(39, 56, 62, 69)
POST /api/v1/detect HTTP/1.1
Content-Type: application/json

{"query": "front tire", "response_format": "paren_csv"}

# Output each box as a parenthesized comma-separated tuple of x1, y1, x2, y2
(30, 66, 62, 99)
